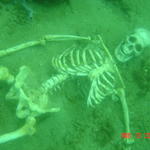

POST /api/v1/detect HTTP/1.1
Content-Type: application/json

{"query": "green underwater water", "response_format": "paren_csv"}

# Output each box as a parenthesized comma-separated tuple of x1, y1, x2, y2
(0, 0, 150, 150)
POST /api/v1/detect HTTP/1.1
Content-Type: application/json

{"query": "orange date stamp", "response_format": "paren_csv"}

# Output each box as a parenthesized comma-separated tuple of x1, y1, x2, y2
(121, 133, 150, 139)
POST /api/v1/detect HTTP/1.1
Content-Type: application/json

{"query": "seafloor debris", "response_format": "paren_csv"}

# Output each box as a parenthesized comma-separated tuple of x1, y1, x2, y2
(15, 0, 33, 19)
(0, 0, 33, 18)
(20, 0, 33, 19)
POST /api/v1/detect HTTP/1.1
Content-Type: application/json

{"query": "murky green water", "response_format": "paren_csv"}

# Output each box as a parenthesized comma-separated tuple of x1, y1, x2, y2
(0, 0, 150, 150)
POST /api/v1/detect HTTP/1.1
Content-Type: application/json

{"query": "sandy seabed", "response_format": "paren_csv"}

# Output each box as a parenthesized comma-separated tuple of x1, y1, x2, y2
(0, 0, 150, 150)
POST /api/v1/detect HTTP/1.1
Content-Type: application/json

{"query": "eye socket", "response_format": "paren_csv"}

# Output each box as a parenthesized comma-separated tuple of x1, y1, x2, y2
(121, 41, 126, 45)
(135, 44, 142, 52)
(128, 36, 137, 43)
(128, 45, 134, 50)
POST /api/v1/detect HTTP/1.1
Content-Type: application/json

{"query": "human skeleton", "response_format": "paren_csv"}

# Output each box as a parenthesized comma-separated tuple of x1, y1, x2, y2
(1, 29, 150, 149)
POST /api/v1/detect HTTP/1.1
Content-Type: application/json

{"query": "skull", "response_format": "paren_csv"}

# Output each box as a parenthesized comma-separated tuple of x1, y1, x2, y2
(115, 28, 150, 62)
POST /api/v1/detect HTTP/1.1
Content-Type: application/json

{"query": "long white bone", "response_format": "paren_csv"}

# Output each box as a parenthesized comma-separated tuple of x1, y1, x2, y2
(0, 35, 91, 57)
(0, 117, 36, 144)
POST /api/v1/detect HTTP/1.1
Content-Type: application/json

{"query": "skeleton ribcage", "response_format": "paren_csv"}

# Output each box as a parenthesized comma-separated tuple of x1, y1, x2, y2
(51, 41, 117, 106)
(52, 42, 105, 76)
(87, 67, 116, 106)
